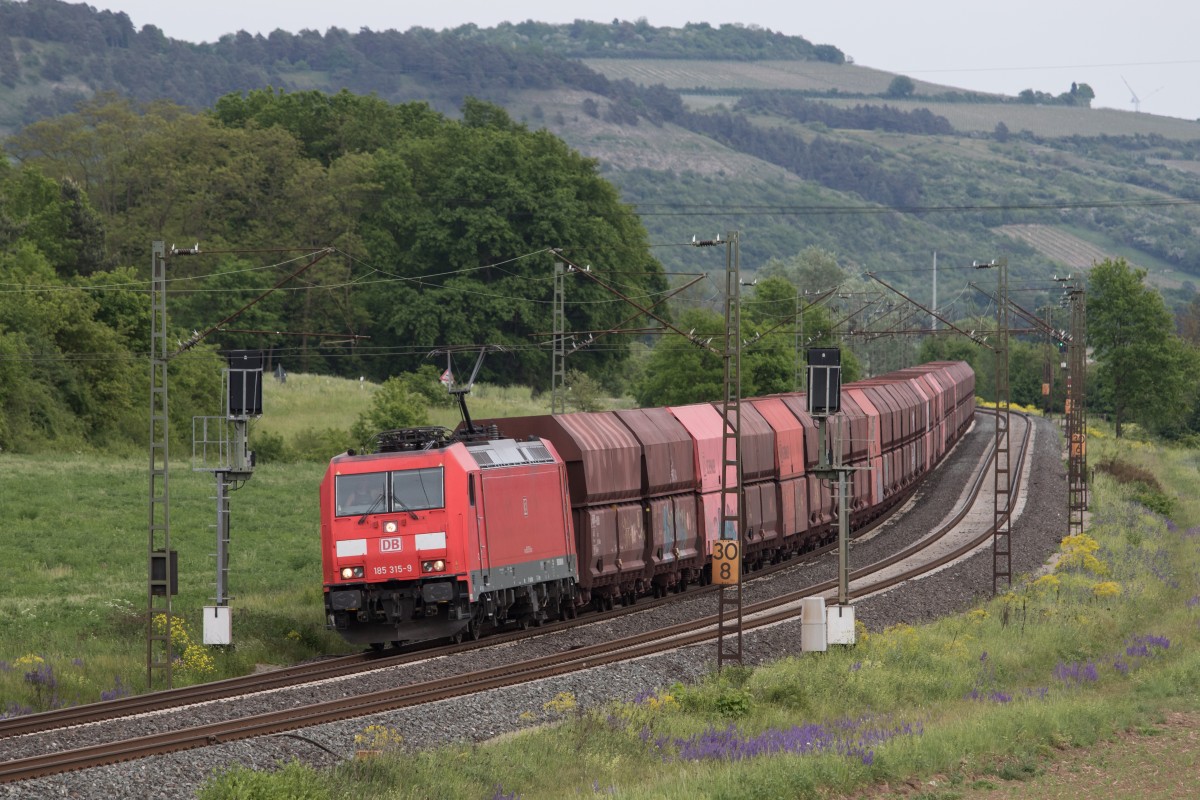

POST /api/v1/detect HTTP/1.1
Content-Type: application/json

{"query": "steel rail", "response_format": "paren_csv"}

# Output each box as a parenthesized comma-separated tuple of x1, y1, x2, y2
(0, 413, 982, 740)
(0, 412, 1030, 785)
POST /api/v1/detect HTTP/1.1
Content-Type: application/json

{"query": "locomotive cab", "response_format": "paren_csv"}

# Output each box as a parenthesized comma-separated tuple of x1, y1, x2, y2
(323, 453, 472, 645)
(320, 430, 578, 648)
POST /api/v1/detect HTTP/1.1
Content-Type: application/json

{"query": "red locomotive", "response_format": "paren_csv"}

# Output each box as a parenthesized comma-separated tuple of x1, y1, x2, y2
(320, 427, 577, 645)
(320, 362, 974, 648)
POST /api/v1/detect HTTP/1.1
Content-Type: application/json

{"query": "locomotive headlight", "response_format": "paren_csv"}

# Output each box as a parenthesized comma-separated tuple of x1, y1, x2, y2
(340, 566, 364, 580)
(421, 559, 446, 573)
(384, 521, 398, 534)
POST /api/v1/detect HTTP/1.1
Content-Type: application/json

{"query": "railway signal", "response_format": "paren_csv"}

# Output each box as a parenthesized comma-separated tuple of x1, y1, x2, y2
(808, 347, 857, 645)
(192, 350, 265, 647)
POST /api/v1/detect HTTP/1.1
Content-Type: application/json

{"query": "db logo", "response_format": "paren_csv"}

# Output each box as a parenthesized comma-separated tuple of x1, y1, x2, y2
(380, 537, 403, 552)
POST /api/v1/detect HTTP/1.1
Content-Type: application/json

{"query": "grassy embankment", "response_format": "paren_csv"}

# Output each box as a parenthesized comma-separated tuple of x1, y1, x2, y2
(195, 424, 1199, 799)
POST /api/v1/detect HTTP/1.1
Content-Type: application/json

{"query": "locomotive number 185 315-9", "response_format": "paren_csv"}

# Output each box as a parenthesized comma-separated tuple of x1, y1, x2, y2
(372, 564, 414, 576)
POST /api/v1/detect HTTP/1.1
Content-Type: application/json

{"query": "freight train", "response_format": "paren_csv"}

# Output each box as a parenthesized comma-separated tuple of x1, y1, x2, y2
(319, 361, 975, 647)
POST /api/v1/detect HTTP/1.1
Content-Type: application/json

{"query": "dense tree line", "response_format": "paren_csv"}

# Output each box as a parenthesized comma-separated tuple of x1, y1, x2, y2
(0, 158, 223, 452)
(671, 108, 924, 209)
(0, 2, 840, 136)
(587, 81, 926, 208)
(735, 91, 956, 135)
(456, 19, 845, 62)
(4, 91, 666, 411)
(0, 0, 611, 125)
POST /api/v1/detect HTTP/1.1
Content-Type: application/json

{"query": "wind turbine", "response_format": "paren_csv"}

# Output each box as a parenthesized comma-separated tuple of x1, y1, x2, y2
(1121, 76, 1164, 113)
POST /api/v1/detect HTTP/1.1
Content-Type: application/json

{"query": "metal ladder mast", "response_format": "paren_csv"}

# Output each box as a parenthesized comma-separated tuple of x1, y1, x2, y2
(989, 259, 1012, 595)
(551, 261, 567, 415)
(1066, 288, 1088, 537)
(214, 473, 232, 605)
(717, 232, 744, 669)
(147, 242, 173, 689)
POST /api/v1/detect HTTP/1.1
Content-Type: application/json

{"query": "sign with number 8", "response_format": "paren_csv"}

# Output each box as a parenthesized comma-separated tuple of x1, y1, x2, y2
(712, 540, 740, 585)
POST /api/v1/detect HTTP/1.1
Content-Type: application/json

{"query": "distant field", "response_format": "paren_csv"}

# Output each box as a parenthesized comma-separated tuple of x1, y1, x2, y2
(581, 58, 955, 95)
(1157, 158, 1200, 176)
(824, 98, 1200, 140)
(581, 58, 1200, 141)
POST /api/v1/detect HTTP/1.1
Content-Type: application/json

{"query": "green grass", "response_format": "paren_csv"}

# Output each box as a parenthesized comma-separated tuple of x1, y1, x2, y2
(0, 453, 347, 703)
(190, 424, 1200, 799)
(0, 372, 600, 707)
(253, 372, 568, 447)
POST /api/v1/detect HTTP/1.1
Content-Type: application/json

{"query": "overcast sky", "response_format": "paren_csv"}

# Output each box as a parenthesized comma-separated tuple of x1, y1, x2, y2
(98, 0, 1200, 122)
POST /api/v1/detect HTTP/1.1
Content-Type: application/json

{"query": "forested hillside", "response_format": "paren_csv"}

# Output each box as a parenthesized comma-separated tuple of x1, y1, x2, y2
(1, 0, 1199, 453)
(3, 1, 1200, 302)
(0, 88, 667, 453)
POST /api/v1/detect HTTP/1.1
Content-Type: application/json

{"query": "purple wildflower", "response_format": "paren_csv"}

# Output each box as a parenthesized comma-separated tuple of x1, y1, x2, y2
(100, 676, 128, 702)
(1, 702, 34, 719)
(1134, 635, 1170, 651)
(657, 715, 919, 767)
(1054, 661, 1099, 686)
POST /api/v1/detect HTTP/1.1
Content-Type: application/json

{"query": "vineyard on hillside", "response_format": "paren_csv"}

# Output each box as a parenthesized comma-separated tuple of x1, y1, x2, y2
(998, 224, 1115, 271)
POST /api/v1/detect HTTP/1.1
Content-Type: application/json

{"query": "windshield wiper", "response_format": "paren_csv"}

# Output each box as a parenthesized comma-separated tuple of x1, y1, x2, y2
(357, 492, 387, 525)
(393, 497, 419, 520)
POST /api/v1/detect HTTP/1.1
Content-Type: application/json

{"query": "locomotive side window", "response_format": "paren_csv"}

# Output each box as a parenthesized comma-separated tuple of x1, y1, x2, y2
(391, 466, 444, 512)
(335, 473, 387, 517)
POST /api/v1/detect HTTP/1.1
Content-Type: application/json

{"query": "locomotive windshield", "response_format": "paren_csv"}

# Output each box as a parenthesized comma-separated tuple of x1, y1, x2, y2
(335, 473, 387, 517)
(334, 468, 444, 518)
(391, 466, 444, 511)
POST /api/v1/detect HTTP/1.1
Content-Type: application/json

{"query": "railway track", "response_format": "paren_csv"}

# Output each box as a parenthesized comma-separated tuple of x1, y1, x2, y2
(0, 411, 1029, 786)
(0, 413, 972, 741)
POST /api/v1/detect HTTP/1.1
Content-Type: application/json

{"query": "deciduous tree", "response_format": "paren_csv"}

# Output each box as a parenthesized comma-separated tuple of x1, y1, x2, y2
(1087, 258, 1196, 437)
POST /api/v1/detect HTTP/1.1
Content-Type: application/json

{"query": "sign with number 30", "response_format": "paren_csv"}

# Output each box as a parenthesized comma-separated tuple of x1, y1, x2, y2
(712, 540, 740, 585)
